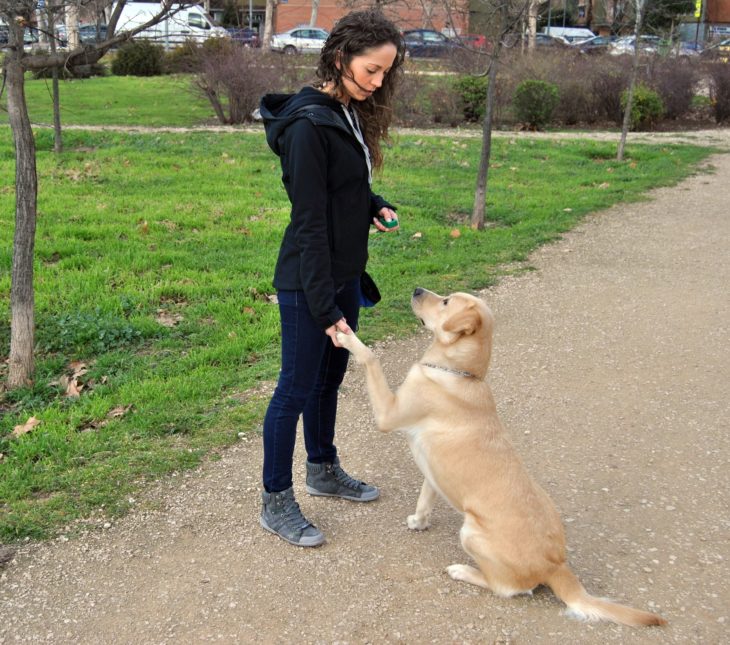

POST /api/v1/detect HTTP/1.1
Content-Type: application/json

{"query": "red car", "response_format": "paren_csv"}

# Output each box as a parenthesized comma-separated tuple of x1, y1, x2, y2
(459, 33, 490, 51)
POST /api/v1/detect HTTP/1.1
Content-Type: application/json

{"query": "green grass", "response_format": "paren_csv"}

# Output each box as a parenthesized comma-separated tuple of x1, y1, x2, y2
(0, 116, 716, 542)
(1, 75, 214, 127)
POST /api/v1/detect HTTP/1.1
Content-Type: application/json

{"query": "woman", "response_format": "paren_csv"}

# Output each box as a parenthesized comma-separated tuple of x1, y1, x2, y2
(258, 9, 404, 547)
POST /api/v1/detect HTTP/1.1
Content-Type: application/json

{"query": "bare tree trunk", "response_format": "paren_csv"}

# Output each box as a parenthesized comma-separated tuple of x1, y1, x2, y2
(65, 3, 80, 49)
(48, 5, 63, 153)
(262, 0, 275, 51)
(618, 0, 645, 161)
(471, 58, 499, 230)
(528, 0, 539, 51)
(617, 45, 639, 161)
(6, 54, 38, 388)
(52, 69, 62, 153)
(309, 0, 320, 27)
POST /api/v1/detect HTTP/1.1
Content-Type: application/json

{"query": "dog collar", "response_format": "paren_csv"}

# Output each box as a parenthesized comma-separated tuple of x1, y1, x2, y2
(421, 363, 476, 379)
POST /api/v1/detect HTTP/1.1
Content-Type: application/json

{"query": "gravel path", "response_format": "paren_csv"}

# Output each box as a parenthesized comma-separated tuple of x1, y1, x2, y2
(1, 135, 729, 644)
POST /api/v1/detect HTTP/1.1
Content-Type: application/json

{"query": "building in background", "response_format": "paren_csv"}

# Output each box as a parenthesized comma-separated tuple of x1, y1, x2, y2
(207, 0, 469, 38)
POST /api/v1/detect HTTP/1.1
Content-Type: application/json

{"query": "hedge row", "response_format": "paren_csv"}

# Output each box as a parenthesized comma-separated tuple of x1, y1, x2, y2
(109, 40, 730, 129)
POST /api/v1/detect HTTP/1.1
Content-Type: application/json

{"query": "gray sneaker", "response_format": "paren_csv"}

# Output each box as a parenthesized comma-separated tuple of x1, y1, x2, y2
(305, 457, 380, 502)
(260, 487, 325, 547)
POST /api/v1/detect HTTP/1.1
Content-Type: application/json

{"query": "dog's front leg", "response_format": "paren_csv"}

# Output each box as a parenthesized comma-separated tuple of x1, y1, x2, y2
(337, 332, 421, 432)
(407, 478, 437, 530)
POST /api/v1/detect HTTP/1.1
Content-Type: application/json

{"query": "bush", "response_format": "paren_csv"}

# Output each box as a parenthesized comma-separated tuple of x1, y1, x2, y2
(112, 40, 164, 76)
(429, 84, 464, 126)
(649, 58, 696, 120)
(453, 75, 488, 122)
(164, 41, 205, 74)
(591, 60, 630, 125)
(513, 79, 559, 129)
(708, 63, 730, 123)
(621, 83, 664, 130)
(194, 46, 297, 124)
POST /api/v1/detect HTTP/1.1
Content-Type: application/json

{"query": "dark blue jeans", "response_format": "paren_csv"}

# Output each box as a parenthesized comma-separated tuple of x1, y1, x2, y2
(262, 279, 361, 493)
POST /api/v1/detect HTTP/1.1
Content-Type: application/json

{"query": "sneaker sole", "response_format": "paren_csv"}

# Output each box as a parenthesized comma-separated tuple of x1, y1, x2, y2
(305, 485, 380, 502)
(259, 516, 325, 547)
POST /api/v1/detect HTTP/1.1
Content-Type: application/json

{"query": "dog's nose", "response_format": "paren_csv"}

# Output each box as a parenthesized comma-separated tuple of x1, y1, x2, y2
(413, 288, 424, 298)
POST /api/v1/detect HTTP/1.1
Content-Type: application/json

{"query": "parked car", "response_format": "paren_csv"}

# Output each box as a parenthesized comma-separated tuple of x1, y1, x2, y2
(227, 27, 259, 47)
(458, 33, 489, 50)
(1, 25, 40, 48)
(701, 38, 730, 62)
(270, 27, 328, 54)
(533, 33, 570, 48)
(402, 29, 458, 57)
(542, 26, 595, 43)
(79, 24, 108, 44)
(609, 34, 663, 56)
(570, 34, 615, 54)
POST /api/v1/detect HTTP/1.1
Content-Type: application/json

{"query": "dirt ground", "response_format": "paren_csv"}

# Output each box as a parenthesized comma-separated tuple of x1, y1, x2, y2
(1, 132, 729, 644)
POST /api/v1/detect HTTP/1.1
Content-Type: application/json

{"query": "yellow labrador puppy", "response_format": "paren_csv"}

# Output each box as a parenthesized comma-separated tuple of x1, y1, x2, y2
(337, 288, 665, 627)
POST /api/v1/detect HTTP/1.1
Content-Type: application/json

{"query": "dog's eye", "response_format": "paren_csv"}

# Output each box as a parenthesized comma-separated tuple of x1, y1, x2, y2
(442, 298, 449, 306)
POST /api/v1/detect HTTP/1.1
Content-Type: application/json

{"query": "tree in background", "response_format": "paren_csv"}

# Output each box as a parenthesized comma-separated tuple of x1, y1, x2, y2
(644, 0, 694, 32)
(1, 0, 182, 388)
(617, 0, 646, 161)
(467, 0, 531, 229)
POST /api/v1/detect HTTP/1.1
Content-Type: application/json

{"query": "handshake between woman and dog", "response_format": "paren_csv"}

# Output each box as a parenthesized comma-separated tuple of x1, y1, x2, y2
(337, 287, 665, 628)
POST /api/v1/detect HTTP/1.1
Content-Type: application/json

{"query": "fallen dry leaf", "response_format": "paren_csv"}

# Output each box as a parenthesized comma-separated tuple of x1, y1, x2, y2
(598, 182, 611, 189)
(108, 405, 132, 418)
(79, 405, 132, 432)
(64, 376, 83, 398)
(412, 232, 423, 239)
(12, 416, 41, 438)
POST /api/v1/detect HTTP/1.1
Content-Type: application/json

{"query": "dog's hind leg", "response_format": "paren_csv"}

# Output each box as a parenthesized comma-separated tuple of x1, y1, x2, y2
(449, 517, 533, 598)
(446, 564, 491, 589)
(407, 478, 438, 530)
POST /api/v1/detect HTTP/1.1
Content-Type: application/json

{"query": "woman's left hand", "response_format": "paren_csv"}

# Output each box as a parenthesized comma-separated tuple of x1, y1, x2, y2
(373, 207, 399, 232)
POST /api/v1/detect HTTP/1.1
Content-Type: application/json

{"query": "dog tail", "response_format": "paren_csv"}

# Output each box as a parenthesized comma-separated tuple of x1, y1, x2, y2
(546, 564, 666, 627)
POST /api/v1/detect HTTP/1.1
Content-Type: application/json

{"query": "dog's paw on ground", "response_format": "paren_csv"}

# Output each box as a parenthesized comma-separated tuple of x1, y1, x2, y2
(407, 514, 430, 530)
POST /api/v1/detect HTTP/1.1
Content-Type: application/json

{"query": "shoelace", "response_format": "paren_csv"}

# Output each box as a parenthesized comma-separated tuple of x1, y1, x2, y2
(281, 497, 312, 531)
(329, 464, 363, 490)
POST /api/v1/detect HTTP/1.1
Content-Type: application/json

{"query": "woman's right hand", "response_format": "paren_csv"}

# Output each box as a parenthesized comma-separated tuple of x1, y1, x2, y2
(326, 318, 352, 347)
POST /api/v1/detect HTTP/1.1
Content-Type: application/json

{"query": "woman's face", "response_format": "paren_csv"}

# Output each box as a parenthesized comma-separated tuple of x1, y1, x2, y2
(338, 42, 398, 103)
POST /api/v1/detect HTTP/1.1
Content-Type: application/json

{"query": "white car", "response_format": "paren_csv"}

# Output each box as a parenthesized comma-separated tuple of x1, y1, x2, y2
(609, 35, 662, 56)
(270, 27, 328, 54)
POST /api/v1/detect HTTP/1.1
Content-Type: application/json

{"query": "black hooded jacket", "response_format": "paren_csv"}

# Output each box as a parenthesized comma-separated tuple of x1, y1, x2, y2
(259, 86, 395, 329)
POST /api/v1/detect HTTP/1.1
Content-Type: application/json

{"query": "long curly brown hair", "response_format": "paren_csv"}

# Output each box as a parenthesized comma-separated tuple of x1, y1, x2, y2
(316, 9, 405, 170)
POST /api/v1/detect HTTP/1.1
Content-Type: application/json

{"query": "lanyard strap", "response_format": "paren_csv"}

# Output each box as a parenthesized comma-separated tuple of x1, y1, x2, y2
(341, 105, 372, 185)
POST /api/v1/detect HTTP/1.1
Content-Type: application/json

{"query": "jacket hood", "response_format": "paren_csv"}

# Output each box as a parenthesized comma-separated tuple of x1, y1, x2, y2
(260, 87, 345, 156)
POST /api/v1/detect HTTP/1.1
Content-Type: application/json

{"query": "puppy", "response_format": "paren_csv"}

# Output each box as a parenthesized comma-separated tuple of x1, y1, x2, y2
(337, 288, 665, 627)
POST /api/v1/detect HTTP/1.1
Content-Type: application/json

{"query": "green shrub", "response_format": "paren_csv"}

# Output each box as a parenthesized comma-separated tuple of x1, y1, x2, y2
(513, 79, 559, 130)
(112, 40, 164, 76)
(453, 75, 488, 122)
(621, 83, 664, 130)
(164, 40, 204, 74)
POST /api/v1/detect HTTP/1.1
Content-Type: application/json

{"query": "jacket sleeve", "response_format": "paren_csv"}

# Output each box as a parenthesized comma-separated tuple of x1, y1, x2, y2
(370, 191, 397, 219)
(282, 119, 343, 329)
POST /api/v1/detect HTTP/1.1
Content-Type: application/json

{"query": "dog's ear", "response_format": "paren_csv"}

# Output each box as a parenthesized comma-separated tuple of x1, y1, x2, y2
(440, 304, 481, 343)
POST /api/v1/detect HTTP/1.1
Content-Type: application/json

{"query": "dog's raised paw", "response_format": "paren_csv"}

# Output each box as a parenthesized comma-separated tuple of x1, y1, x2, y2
(407, 514, 430, 530)
(446, 564, 472, 582)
